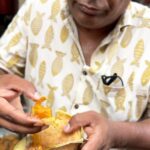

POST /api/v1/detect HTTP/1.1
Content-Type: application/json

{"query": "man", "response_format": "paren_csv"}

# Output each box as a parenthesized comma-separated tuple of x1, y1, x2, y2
(0, 0, 150, 149)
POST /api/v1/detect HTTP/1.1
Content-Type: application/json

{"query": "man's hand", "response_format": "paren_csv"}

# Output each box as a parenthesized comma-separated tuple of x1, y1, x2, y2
(0, 74, 45, 134)
(64, 111, 114, 150)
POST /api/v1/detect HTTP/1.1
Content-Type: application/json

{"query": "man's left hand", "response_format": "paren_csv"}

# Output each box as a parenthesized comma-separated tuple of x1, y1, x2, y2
(64, 111, 115, 150)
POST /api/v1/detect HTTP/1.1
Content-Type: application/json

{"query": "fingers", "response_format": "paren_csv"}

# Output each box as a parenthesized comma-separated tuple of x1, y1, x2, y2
(0, 74, 39, 100)
(64, 112, 92, 133)
(0, 89, 18, 100)
(81, 136, 100, 150)
(0, 117, 43, 134)
(0, 97, 43, 127)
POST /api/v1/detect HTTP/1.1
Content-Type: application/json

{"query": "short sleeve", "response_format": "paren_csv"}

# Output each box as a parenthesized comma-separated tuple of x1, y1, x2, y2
(0, 0, 33, 77)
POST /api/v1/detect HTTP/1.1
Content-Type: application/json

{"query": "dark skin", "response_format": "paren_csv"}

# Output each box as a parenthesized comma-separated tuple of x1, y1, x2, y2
(68, 0, 130, 65)
(63, 0, 150, 150)
(0, 74, 45, 134)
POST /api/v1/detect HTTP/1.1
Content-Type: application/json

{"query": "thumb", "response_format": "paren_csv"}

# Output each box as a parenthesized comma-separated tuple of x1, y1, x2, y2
(64, 113, 91, 133)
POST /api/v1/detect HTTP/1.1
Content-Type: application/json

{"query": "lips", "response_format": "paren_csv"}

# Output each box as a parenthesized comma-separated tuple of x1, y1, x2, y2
(76, 3, 106, 16)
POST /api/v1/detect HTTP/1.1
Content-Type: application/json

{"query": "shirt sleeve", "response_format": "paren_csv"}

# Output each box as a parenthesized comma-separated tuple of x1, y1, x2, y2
(0, 0, 32, 77)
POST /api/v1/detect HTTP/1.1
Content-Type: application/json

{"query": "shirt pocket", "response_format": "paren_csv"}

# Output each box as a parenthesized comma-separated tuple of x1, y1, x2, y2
(98, 79, 149, 121)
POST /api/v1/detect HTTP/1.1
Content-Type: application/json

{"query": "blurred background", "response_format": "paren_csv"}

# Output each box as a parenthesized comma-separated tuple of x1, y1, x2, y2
(0, 0, 150, 37)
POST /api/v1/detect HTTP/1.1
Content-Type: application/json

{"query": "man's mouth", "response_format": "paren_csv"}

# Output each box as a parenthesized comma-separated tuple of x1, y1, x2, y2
(77, 3, 107, 16)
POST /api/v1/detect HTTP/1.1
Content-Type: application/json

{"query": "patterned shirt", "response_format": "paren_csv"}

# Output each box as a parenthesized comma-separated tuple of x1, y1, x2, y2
(0, 0, 150, 149)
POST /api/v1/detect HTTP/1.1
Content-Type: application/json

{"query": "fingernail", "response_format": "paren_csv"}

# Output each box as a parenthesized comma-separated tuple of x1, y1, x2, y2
(64, 124, 70, 132)
(29, 117, 41, 122)
(34, 92, 40, 100)
(42, 125, 49, 130)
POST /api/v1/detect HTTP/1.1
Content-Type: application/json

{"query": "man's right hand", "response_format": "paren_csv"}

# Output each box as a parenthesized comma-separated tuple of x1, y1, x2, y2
(0, 74, 45, 134)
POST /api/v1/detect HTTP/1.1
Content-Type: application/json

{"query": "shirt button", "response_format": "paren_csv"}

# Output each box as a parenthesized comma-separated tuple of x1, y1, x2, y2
(74, 104, 79, 109)
(82, 70, 87, 76)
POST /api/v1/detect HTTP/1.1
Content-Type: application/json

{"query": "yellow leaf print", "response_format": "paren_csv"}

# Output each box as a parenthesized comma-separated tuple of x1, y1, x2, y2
(62, 74, 74, 99)
(121, 27, 132, 48)
(40, 0, 48, 4)
(60, 25, 69, 43)
(42, 25, 54, 49)
(89, 61, 101, 74)
(6, 53, 20, 68)
(82, 81, 93, 105)
(141, 60, 150, 86)
(127, 101, 132, 120)
(136, 95, 146, 119)
(71, 43, 80, 64)
(31, 12, 44, 36)
(50, 0, 61, 20)
(5, 32, 22, 51)
(38, 61, 46, 86)
(51, 51, 65, 76)
(103, 85, 112, 95)
(100, 100, 110, 118)
(58, 106, 67, 112)
(111, 57, 126, 77)
(141, 18, 150, 28)
(115, 89, 126, 112)
(132, 8, 145, 18)
(29, 43, 39, 67)
(107, 41, 119, 63)
(128, 72, 135, 91)
(131, 39, 144, 67)
(46, 84, 57, 107)
(23, 4, 32, 25)
(61, 10, 67, 20)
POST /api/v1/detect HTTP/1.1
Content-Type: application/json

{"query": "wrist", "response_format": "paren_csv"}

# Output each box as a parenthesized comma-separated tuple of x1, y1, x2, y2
(109, 121, 130, 148)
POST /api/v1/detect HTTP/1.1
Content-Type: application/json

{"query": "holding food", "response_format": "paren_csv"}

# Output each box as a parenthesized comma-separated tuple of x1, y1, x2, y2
(14, 97, 83, 150)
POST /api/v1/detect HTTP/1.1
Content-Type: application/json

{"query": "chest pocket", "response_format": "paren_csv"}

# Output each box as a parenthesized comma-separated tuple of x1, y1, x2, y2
(98, 78, 149, 121)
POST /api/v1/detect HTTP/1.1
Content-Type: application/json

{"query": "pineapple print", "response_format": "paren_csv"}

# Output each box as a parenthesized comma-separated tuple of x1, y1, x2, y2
(43, 25, 54, 49)
(115, 89, 126, 112)
(71, 43, 80, 64)
(38, 61, 46, 87)
(50, 0, 61, 20)
(127, 72, 135, 91)
(111, 57, 126, 77)
(131, 39, 144, 67)
(29, 43, 39, 67)
(51, 51, 65, 76)
(62, 74, 74, 99)
(141, 60, 150, 86)
(100, 100, 110, 118)
(82, 81, 93, 105)
(121, 27, 132, 48)
(60, 25, 69, 43)
(5, 32, 22, 51)
(40, 0, 48, 4)
(136, 95, 146, 119)
(6, 53, 20, 68)
(31, 12, 44, 36)
(46, 84, 57, 107)
(107, 41, 119, 64)
(23, 5, 32, 25)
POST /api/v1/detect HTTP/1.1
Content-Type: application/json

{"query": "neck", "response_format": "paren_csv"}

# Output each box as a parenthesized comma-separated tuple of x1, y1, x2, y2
(75, 21, 118, 65)
(77, 21, 118, 41)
